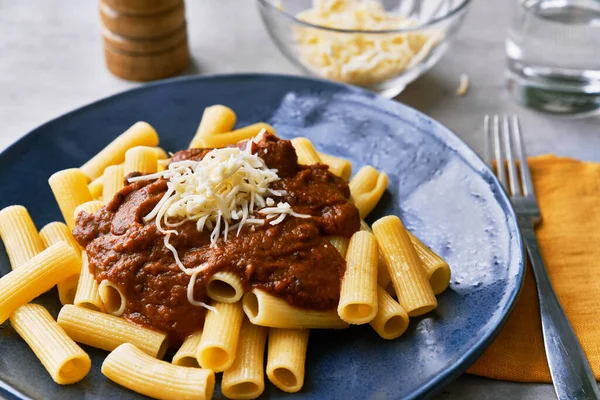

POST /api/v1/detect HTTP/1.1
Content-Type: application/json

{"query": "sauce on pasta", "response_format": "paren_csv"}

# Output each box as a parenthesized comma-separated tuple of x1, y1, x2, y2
(73, 134, 360, 343)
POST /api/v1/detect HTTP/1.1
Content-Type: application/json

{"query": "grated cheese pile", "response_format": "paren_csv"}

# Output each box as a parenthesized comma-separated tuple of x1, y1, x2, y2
(128, 134, 310, 309)
(294, 0, 443, 86)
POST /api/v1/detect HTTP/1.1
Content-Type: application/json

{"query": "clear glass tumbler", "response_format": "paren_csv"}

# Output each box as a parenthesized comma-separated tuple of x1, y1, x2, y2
(506, 0, 600, 114)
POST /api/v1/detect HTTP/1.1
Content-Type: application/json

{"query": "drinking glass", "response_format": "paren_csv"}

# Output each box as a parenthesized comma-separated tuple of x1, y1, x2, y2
(506, 0, 600, 114)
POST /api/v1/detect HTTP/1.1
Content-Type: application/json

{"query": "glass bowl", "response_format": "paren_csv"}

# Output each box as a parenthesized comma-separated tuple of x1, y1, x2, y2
(256, 0, 471, 98)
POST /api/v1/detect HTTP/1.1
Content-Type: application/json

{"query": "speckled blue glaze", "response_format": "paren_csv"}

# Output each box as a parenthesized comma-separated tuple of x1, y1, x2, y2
(0, 74, 524, 400)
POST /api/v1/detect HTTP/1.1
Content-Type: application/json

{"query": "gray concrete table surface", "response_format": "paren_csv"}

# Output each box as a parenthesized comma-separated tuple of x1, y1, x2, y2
(0, 0, 598, 399)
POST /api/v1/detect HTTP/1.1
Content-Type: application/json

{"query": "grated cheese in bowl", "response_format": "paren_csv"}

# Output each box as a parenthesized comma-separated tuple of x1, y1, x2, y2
(293, 0, 444, 86)
(128, 136, 310, 309)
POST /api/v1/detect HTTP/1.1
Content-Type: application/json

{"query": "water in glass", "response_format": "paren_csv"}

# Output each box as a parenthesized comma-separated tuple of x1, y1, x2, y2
(506, 0, 600, 114)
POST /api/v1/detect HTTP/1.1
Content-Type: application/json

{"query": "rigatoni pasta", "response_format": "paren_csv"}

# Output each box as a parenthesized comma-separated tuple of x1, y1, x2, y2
(408, 231, 451, 295)
(267, 328, 309, 393)
(290, 137, 321, 165)
(102, 343, 215, 400)
(88, 176, 104, 200)
(190, 104, 237, 146)
(317, 152, 352, 181)
(172, 331, 203, 367)
(359, 220, 394, 294)
(327, 236, 350, 257)
(190, 123, 273, 149)
(11, 304, 90, 385)
(243, 289, 348, 329)
(349, 166, 389, 219)
(80, 121, 159, 180)
(338, 231, 379, 324)
(0, 205, 46, 270)
(361, 219, 447, 296)
(98, 280, 126, 316)
(0, 242, 79, 324)
(72, 201, 106, 311)
(154, 147, 169, 160)
(48, 168, 93, 229)
(102, 164, 125, 203)
(74, 200, 104, 217)
(73, 252, 104, 312)
(197, 301, 244, 372)
(372, 216, 437, 316)
(39, 222, 82, 259)
(369, 286, 410, 340)
(40, 222, 83, 305)
(124, 146, 158, 176)
(206, 271, 244, 303)
(222, 319, 268, 400)
(57, 305, 168, 358)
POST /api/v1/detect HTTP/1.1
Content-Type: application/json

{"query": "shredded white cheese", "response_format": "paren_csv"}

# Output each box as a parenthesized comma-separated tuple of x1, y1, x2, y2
(294, 0, 444, 86)
(128, 136, 311, 309)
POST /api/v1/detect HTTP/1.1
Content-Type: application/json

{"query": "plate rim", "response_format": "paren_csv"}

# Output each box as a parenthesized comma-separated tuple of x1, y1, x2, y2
(0, 72, 525, 400)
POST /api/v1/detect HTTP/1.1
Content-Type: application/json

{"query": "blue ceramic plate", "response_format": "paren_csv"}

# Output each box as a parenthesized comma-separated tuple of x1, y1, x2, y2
(0, 74, 524, 400)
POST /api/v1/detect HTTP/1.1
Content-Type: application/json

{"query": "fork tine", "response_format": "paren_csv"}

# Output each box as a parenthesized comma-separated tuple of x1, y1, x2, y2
(492, 115, 508, 190)
(511, 115, 535, 197)
(503, 115, 521, 196)
(483, 115, 492, 166)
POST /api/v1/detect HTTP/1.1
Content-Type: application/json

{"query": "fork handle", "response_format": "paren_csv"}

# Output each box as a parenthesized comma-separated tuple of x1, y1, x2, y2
(522, 226, 600, 400)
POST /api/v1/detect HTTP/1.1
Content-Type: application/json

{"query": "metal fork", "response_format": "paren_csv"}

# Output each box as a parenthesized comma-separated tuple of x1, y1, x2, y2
(485, 115, 600, 400)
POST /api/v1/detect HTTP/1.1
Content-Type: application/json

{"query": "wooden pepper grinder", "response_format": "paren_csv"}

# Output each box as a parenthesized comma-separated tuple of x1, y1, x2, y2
(100, 0, 190, 81)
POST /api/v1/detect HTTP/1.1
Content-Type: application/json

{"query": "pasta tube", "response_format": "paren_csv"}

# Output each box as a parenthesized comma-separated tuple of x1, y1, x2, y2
(372, 216, 437, 316)
(88, 176, 104, 200)
(360, 220, 393, 292)
(74, 252, 104, 312)
(0, 205, 46, 270)
(338, 231, 378, 324)
(39, 221, 82, 258)
(369, 286, 409, 340)
(408, 231, 451, 295)
(349, 166, 389, 219)
(189, 105, 237, 146)
(0, 242, 79, 324)
(72, 205, 103, 312)
(266, 328, 309, 393)
(360, 219, 371, 231)
(48, 168, 93, 229)
(291, 137, 321, 165)
(98, 280, 126, 316)
(80, 121, 159, 180)
(190, 123, 274, 149)
(57, 304, 168, 358)
(40, 222, 83, 305)
(102, 164, 125, 203)
(327, 236, 349, 258)
(317, 152, 352, 181)
(206, 271, 244, 303)
(11, 304, 91, 385)
(222, 319, 268, 400)
(154, 147, 169, 160)
(73, 200, 104, 219)
(102, 343, 215, 400)
(242, 289, 348, 329)
(58, 276, 81, 306)
(172, 331, 203, 367)
(124, 146, 158, 176)
(197, 301, 244, 372)
(365, 219, 451, 294)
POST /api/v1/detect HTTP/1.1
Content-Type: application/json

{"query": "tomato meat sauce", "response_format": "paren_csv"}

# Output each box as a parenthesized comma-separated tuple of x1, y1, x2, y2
(73, 134, 360, 344)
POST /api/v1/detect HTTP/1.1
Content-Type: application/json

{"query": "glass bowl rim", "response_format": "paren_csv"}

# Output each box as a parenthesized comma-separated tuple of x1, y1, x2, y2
(256, 0, 472, 34)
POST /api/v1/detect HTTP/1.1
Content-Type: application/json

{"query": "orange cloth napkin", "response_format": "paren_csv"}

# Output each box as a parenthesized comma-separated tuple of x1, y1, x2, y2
(467, 155, 600, 382)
